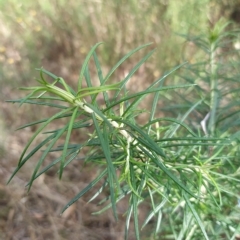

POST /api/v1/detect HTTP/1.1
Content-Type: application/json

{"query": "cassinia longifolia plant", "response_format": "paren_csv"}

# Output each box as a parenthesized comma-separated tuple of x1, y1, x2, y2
(7, 22, 240, 240)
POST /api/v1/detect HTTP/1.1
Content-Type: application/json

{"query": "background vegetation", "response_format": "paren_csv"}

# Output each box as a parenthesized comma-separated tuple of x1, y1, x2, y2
(1, 0, 240, 239)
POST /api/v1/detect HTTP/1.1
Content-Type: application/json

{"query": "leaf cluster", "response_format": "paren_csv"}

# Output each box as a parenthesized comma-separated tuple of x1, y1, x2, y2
(7, 35, 240, 239)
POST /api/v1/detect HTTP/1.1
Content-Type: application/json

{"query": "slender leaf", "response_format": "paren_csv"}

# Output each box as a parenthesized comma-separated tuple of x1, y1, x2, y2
(28, 123, 68, 190)
(114, 49, 156, 99)
(92, 113, 119, 220)
(61, 169, 108, 213)
(7, 132, 56, 184)
(183, 192, 209, 240)
(59, 107, 79, 179)
(105, 84, 195, 113)
(103, 43, 152, 85)
(17, 107, 71, 168)
(77, 42, 103, 90)
(93, 51, 110, 105)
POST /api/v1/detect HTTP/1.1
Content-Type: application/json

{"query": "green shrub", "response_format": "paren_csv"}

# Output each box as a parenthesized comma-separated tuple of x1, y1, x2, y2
(7, 21, 240, 240)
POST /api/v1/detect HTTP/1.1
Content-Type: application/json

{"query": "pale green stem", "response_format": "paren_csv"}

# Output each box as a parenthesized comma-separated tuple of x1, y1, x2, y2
(43, 83, 151, 159)
(208, 43, 218, 136)
(74, 98, 137, 145)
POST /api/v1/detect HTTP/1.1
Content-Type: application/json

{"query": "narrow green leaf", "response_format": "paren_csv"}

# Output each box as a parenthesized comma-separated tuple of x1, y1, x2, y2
(132, 193, 140, 240)
(15, 113, 72, 130)
(217, 109, 240, 124)
(183, 192, 209, 240)
(61, 169, 107, 213)
(105, 84, 195, 113)
(88, 179, 108, 203)
(27, 124, 68, 190)
(145, 117, 197, 137)
(118, 119, 166, 157)
(84, 65, 94, 102)
(125, 204, 133, 240)
(17, 107, 72, 167)
(7, 96, 65, 102)
(166, 100, 202, 138)
(36, 68, 58, 80)
(78, 42, 103, 90)
(92, 187, 132, 215)
(92, 113, 119, 220)
(39, 68, 48, 83)
(129, 163, 140, 240)
(7, 99, 68, 109)
(84, 65, 92, 88)
(103, 43, 152, 85)
(76, 84, 120, 98)
(93, 50, 110, 105)
(7, 132, 56, 184)
(59, 149, 81, 172)
(142, 198, 167, 229)
(59, 107, 79, 179)
(57, 77, 75, 95)
(155, 210, 163, 236)
(44, 119, 90, 134)
(147, 81, 163, 135)
(125, 166, 143, 200)
(140, 146, 196, 198)
(114, 49, 156, 99)
(19, 87, 46, 106)
(26, 148, 78, 186)
(120, 63, 187, 116)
